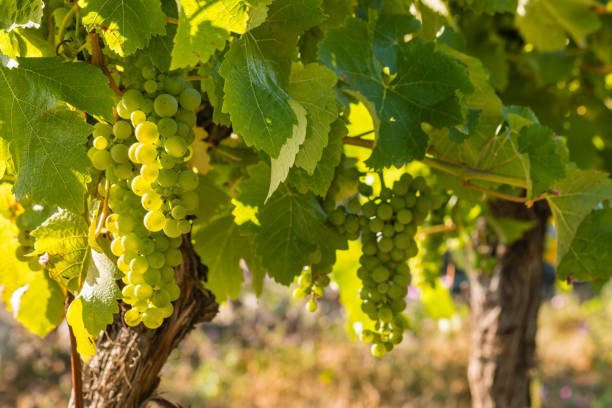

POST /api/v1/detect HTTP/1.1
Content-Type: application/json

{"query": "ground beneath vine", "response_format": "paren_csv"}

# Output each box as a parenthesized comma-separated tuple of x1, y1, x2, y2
(0, 281, 611, 408)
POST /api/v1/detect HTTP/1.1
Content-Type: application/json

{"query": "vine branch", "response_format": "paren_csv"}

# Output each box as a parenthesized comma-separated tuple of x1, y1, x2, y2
(66, 293, 84, 408)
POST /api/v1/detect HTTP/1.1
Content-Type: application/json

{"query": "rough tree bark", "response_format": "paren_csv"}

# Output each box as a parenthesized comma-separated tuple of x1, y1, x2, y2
(76, 236, 219, 408)
(467, 200, 550, 408)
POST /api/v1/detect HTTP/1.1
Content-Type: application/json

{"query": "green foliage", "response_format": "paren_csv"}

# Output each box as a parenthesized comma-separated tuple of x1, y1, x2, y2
(1, 0, 612, 361)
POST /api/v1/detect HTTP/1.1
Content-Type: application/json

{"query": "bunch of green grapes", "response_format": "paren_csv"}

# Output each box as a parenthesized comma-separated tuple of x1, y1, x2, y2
(87, 57, 202, 329)
(325, 174, 442, 357)
(292, 249, 333, 312)
(12, 198, 55, 272)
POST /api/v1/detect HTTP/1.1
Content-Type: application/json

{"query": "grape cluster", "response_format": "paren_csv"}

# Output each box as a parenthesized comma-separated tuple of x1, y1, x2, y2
(292, 249, 333, 312)
(13, 200, 46, 272)
(325, 174, 442, 357)
(87, 58, 202, 329)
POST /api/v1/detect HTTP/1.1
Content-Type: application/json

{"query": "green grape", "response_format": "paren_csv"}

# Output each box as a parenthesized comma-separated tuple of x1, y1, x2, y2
(390, 196, 405, 211)
(136, 121, 159, 144)
(175, 109, 197, 129)
(158, 117, 178, 137)
(128, 143, 139, 163)
(171, 205, 186, 220)
(93, 136, 108, 150)
(164, 136, 187, 158)
(360, 330, 375, 343)
(178, 87, 201, 111)
(93, 122, 113, 138)
(378, 307, 393, 323)
(142, 307, 164, 329)
(143, 268, 162, 287)
(121, 232, 141, 252)
(117, 257, 131, 273)
(396, 208, 413, 224)
(110, 237, 124, 257)
(165, 247, 182, 266)
(141, 164, 159, 183)
(141, 66, 156, 80)
(113, 120, 132, 139)
(164, 76, 186, 95)
(157, 169, 178, 187)
(148, 252, 166, 269)
(142, 192, 163, 211)
(371, 343, 386, 358)
(178, 170, 199, 191)
(131, 175, 151, 196)
(114, 163, 132, 180)
(159, 154, 176, 169)
(163, 218, 182, 238)
(135, 283, 154, 299)
(143, 79, 158, 95)
(329, 208, 346, 226)
(154, 93, 179, 117)
(105, 214, 119, 234)
(176, 122, 190, 138)
(135, 143, 158, 164)
(169, 237, 182, 248)
(124, 309, 142, 327)
(117, 101, 132, 119)
(160, 266, 174, 283)
(307, 299, 318, 312)
(368, 218, 384, 233)
(178, 219, 191, 234)
(128, 270, 145, 284)
(151, 290, 170, 307)
(131, 110, 146, 127)
(159, 303, 174, 318)
(91, 149, 112, 171)
(166, 282, 181, 301)
(377, 203, 393, 221)
(110, 143, 130, 164)
(293, 287, 306, 299)
(122, 89, 143, 112)
(87, 147, 97, 161)
(144, 210, 166, 232)
(141, 98, 154, 114)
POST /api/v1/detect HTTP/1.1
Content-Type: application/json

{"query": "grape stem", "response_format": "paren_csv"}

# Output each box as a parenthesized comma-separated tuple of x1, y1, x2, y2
(56, 4, 79, 50)
(341, 136, 527, 189)
(418, 223, 456, 237)
(66, 293, 84, 408)
(94, 178, 111, 238)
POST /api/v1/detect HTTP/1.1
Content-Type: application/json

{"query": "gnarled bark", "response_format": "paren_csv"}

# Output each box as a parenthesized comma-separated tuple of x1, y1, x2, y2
(77, 236, 218, 408)
(467, 201, 549, 408)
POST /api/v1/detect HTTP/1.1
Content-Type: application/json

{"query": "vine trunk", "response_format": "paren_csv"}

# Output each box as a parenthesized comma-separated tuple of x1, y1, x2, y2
(73, 236, 218, 407)
(467, 201, 550, 408)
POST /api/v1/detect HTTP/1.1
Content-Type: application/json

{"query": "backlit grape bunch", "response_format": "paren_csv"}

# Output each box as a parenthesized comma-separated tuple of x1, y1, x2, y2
(325, 174, 442, 357)
(87, 58, 202, 329)
(292, 249, 333, 312)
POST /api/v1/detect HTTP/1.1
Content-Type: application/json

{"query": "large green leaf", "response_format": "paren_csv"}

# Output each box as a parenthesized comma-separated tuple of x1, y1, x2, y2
(193, 214, 250, 301)
(318, 17, 473, 168)
(268, 100, 307, 199)
(288, 63, 338, 174)
(557, 208, 612, 281)
(170, 0, 271, 69)
(288, 118, 346, 196)
(257, 185, 346, 284)
(0, 0, 43, 31)
(0, 58, 116, 210)
(66, 249, 121, 361)
(516, 123, 566, 197)
(516, 0, 601, 52)
(32, 209, 88, 291)
(547, 169, 612, 278)
(10, 270, 65, 337)
(80, 0, 166, 56)
(218, 0, 324, 157)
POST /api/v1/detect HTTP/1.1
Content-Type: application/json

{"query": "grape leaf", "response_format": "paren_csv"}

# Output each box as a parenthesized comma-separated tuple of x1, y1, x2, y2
(547, 169, 612, 278)
(0, 58, 117, 210)
(289, 63, 338, 174)
(193, 214, 250, 301)
(318, 17, 473, 168)
(6, 57, 114, 120)
(80, 0, 166, 56)
(288, 118, 346, 196)
(194, 174, 230, 226)
(200, 56, 232, 127)
(257, 185, 346, 284)
(142, 25, 176, 72)
(516, 123, 566, 197)
(66, 249, 121, 361)
(373, 13, 420, 73)
(236, 161, 270, 209)
(557, 208, 612, 281)
(516, 0, 601, 52)
(219, 0, 324, 157)
(10, 270, 65, 337)
(170, 0, 272, 69)
(32, 209, 88, 291)
(268, 100, 307, 200)
(219, 32, 297, 157)
(0, 0, 43, 31)
(467, 0, 517, 14)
